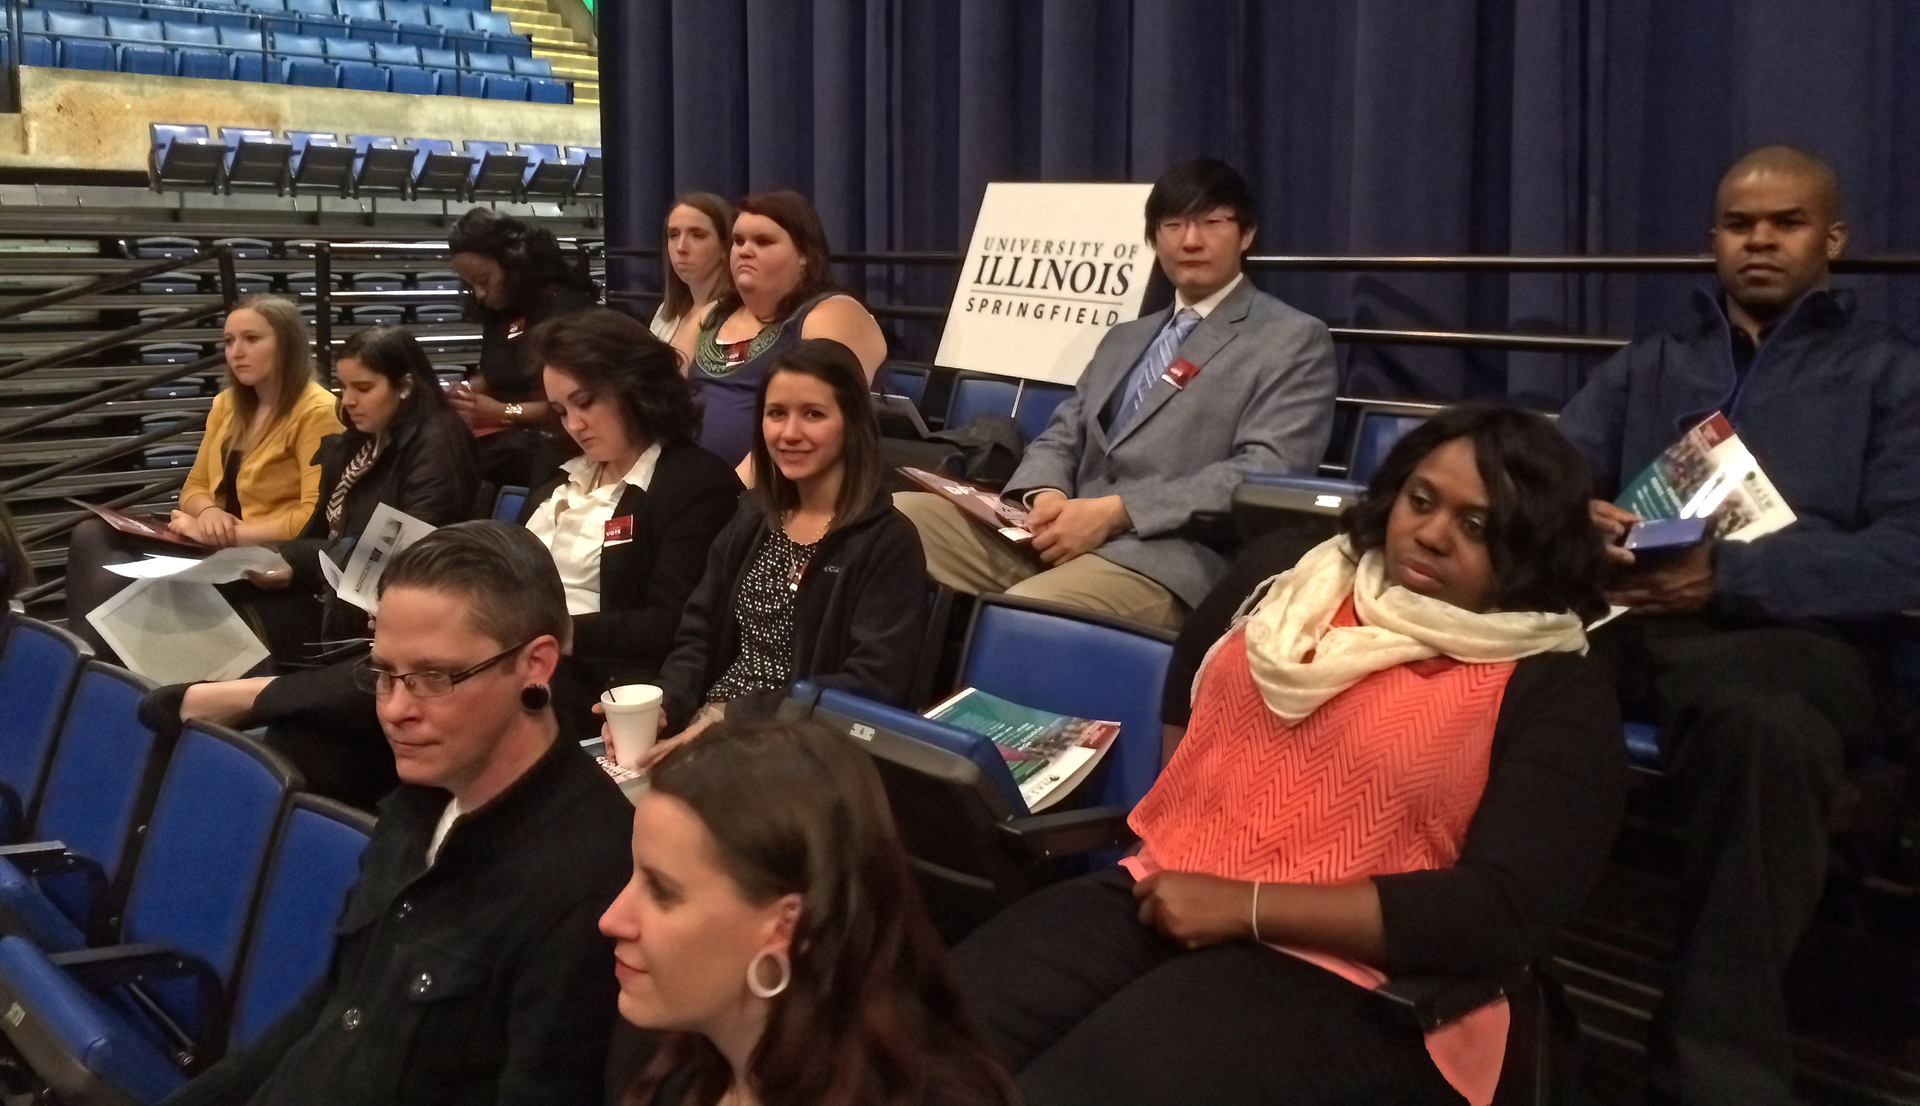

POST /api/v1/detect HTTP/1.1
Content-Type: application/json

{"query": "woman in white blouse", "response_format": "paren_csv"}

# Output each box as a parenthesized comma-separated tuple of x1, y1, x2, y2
(647, 193, 734, 363)
(520, 307, 742, 736)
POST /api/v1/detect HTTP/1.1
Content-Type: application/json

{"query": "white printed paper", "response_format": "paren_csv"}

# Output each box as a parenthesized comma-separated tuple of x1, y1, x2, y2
(104, 547, 290, 584)
(332, 504, 436, 612)
(87, 578, 269, 683)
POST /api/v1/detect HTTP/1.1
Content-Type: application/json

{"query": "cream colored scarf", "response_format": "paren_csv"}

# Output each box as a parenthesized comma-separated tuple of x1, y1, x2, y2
(1240, 536, 1588, 725)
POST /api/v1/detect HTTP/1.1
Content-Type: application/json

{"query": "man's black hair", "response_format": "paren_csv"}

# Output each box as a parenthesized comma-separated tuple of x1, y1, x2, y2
(1143, 158, 1258, 242)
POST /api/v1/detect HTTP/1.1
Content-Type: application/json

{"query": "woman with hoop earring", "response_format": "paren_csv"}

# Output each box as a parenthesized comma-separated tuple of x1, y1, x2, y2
(598, 718, 1019, 1106)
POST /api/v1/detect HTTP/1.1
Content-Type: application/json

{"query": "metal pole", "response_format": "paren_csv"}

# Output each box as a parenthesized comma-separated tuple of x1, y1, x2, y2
(315, 240, 332, 375)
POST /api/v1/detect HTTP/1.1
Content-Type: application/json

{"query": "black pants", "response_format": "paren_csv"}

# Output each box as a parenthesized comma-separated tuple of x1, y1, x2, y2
(1592, 616, 1878, 1106)
(950, 868, 1461, 1106)
(250, 660, 398, 812)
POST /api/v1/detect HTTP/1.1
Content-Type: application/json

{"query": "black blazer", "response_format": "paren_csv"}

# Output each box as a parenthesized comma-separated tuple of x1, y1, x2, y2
(285, 411, 479, 595)
(655, 493, 931, 732)
(519, 442, 741, 688)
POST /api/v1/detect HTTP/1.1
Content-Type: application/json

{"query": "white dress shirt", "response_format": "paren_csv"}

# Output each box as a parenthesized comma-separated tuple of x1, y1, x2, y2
(1177, 272, 1243, 318)
(525, 443, 662, 616)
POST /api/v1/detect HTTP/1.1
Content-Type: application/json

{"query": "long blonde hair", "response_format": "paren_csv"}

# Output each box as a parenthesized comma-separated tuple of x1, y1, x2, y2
(224, 294, 315, 442)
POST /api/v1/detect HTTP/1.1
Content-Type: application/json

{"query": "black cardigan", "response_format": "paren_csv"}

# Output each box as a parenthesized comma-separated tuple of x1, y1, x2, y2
(1372, 649, 1626, 975)
(518, 442, 742, 688)
(283, 411, 479, 595)
(655, 494, 931, 731)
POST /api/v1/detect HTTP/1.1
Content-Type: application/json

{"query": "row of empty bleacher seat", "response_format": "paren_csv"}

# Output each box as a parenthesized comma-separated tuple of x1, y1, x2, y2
(152, 125, 602, 201)
(10, 8, 565, 99)
(24, 0, 517, 49)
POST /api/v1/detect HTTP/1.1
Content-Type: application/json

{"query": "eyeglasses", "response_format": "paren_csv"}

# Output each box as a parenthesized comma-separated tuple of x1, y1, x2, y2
(352, 641, 531, 698)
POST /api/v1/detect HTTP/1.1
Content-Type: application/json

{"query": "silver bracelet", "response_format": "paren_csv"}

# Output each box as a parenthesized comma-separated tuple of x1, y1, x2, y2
(1251, 881, 1263, 943)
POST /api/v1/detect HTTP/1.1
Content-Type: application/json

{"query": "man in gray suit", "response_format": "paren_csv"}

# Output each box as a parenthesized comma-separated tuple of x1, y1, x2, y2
(896, 158, 1337, 630)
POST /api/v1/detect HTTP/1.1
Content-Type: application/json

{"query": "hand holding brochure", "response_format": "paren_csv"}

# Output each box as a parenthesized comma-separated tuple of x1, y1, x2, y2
(325, 503, 437, 612)
(896, 467, 1034, 544)
(926, 688, 1119, 811)
(1613, 412, 1794, 542)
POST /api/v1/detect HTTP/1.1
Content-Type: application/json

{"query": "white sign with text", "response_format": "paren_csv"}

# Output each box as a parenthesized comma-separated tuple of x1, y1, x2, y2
(936, 182, 1155, 385)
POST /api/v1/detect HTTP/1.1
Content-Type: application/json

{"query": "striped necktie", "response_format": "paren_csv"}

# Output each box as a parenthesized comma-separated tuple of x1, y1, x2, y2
(1113, 308, 1199, 432)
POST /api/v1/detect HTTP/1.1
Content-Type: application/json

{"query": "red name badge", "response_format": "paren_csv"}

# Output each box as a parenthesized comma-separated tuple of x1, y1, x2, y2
(604, 515, 634, 544)
(1161, 358, 1202, 389)
(506, 317, 528, 341)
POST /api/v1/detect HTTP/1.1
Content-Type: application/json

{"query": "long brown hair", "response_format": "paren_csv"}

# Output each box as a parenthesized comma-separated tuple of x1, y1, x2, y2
(224, 294, 314, 442)
(709, 190, 839, 326)
(749, 339, 885, 536)
(527, 308, 702, 451)
(660, 192, 736, 324)
(626, 719, 1019, 1106)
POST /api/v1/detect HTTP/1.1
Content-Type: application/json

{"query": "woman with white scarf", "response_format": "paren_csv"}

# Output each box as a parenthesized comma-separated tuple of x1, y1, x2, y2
(953, 406, 1626, 1106)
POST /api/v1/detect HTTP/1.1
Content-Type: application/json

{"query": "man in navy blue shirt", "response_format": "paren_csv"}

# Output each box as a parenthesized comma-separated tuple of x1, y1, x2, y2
(1558, 146, 1920, 1106)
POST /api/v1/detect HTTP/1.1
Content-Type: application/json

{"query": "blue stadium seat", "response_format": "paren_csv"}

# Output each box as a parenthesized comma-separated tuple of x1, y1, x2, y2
(161, 20, 217, 44)
(444, 0, 485, 10)
(464, 48, 507, 73)
(149, 122, 220, 188)
(349, 133, 411, 197)
(568, 144, 601, 196)
(338, 57, 384, 89)
(217, 24, 264, 78)
(878, 364, 929, 407)
(526, 75, 566, 103)
(509, 53, 548, 77)
(284, 0, 343, 35)
(0, 619, 89, 844)
(1011, 382, 1074, 442)
(408, 137, 470, 197)
(334, 0, 380, 18)
(491, 485, 528, 521)
(957, 594, 1178, 810)
(219, 126, 289, 191)
(945, 372, 1019, 427)
(126, 236, 201, 259)
(481, 73, 526, 100)
(271, 29, 322, 55)
(222, 796, 371, 1052)
(469, 9, 512, 36)
(279, 50, 335, 85)
(417, 42, 459, 92)
(195, 0, 249, 28)
(387, 61, 434, 93)
(323, 34, 371, 59)
(0, 662, 164, 953)
(385, 0, 437, 48)
(484, 32, 530, 58)
(18, 11, 54, 66)
(287, 130, 352, 193)
(425, 3, 482, 50)
(0, 723, 300, 1104)
(28, 0, 88, 13)
(237, 0, 286, 10)
(369, 37, 413, 64)
(518, 141, 569, 196)
(336, 0, 393, 41)
(89, 0, 143, 19)
(110, 18, 172, 75)
(49, 12, 115, 70)
(1348, 405, 1436, 484)
(137, 275, 200, 295)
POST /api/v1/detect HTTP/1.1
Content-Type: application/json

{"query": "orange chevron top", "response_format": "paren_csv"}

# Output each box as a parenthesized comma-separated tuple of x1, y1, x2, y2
(1121, 599, 1517, 1105)
(1129, 601, 1513, 884)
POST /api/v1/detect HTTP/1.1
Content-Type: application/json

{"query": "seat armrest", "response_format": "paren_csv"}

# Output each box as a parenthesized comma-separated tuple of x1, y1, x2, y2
(1001, 804, 1136, 860)
(1374, 963, 1534, 1032)
(0, 841, 71, 871)
(50, 943, 228, 1072)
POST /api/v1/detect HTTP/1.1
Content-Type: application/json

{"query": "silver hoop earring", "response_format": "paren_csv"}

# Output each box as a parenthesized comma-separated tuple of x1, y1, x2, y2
(746, 949, 790, 999)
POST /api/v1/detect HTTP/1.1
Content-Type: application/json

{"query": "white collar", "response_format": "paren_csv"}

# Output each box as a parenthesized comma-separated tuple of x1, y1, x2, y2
(560, 442, 663, 494)
(1174, 272, 1244, 320)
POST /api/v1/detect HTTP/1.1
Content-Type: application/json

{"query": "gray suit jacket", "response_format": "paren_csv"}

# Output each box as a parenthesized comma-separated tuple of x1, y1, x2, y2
(1004, 276, 1337, 606)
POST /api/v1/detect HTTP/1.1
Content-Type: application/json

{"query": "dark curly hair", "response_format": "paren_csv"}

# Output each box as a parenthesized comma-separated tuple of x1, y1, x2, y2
(525, 307, 701, 451)
(446, 207, 598, 320)
(1342, 404, 1608, 621)
(623, 718, 1019, 1106)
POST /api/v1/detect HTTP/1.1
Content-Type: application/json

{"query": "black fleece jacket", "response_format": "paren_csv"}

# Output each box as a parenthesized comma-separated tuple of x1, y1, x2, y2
(655, 494, 930, 731)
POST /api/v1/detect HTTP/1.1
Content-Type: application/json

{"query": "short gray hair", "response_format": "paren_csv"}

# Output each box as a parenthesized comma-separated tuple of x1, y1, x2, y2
(378, 521, 571, 651)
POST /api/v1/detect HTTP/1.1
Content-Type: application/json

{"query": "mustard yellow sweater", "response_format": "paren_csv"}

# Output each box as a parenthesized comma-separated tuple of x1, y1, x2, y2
(178, 381, 343, 541)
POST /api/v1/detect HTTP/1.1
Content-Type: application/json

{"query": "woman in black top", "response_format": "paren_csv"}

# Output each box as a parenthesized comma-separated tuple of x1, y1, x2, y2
(248, 324, 478, 649)
(444, 206, 600, 488)
(518, 307, 742, 737)
(635, 339, 928, 768)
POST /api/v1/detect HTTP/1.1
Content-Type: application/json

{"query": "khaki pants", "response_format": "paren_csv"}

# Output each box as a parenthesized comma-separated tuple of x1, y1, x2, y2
(893, 492, 1187, 633)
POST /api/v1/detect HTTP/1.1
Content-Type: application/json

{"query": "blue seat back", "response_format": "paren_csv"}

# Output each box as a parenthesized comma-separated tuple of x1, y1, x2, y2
(338, 57, 385, 89)
(285, 0, 329, 13)
(958, 596, 1176, 809)
(226, 796, 371, 1050)
(162, 21, 218, 43)
(491, 484, 527, 521)
(46, 11, 103, 36)
(526, 76, 567, 103)
(335, 0, 379, 16)
(370, 38, 413, 63)
(465, 49, 507, 73)
(1348, 407, 1433, 485)
(0, 619, 88, 839)
(1011, 382, 1074, 442)
(324, 35, 372, 59)
(272, 29, 323, 55)
(217, 25, 262, 48)
(382, 0, 424, 23)
(508, 53, 548, 77)
(481, 74, 526, 100)
(418, 44, 455, 67)
(30, 663, 161, 930)
(471, 10, 510, 35)
(424, 4, 465, 28)
(388, 62, 434, 93)
(118, 724, 296, 1006)
(946, 373, 1019, 428)
(878, 364, 929, 406)
(813, 685, 1028, 814)
(17, 10, 47, 33)
(107, 16, 162, 40)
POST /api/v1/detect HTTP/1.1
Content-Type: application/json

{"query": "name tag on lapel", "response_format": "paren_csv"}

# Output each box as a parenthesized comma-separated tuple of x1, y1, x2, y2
(1161, 358, 1202, 390)
(603, 515, 634, 546)
(506, 316, 528, 341)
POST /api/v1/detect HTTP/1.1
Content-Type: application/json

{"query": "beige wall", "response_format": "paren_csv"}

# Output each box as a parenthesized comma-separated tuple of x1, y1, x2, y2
(0, 66, 600, 173)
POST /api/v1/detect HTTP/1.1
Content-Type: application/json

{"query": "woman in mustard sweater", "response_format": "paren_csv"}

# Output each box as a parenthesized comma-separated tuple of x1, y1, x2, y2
(67, 295, 341, 657)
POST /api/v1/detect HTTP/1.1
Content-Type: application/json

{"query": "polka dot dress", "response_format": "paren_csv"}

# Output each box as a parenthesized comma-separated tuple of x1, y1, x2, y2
(707, 528, 823, 703)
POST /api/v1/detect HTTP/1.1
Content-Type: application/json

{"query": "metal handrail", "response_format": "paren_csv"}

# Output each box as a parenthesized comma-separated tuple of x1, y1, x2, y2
(0, 351, 226, 441)
(18, 471, 190, 550)
(0, 246, 233, 321)
(1329, 327, 1626, 353)
(0, 410, 210, 497)
(0, 301, 226, 382)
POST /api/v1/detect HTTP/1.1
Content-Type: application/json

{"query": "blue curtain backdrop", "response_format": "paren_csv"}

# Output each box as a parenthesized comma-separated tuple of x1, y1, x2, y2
(598, 0, 1920, 405)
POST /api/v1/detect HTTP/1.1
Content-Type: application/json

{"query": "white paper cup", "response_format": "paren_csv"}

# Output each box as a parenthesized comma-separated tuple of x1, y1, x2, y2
(600, 684, 664, 766)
